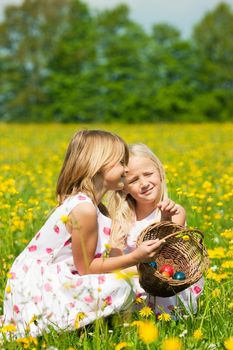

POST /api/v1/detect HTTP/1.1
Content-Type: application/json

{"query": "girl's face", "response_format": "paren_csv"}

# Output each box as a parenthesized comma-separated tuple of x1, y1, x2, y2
(103, 159, 128, 191)
(124, 156, 162, 205)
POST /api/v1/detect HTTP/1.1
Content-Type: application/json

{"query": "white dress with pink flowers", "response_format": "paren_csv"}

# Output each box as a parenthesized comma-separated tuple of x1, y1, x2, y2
(125, 209, 204, 317)
(3, 193, 143, 337)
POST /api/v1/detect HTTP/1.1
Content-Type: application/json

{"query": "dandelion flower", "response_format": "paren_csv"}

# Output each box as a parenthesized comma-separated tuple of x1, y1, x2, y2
(114, 270, 138, 280)
(161, 337, 182, 350)
(224, 337, 233, 350)
(193, 328, 203, 340)
(74, 312, 87, 329)
(139, 306, 153, 318)
(5, 285, 11, 293)
(182, 235, 190, 241)
(0, 323, 17, 333)
(158, 313, 172, 322)
(131, 320, 144, 328)
(228, 302, 233, 309)
(212, 288, 221, 298)
(222, 260, 233, 269)
(60, 215, 69, 223)
(115, 342, 129, 350)
(138, 321, 158, 344)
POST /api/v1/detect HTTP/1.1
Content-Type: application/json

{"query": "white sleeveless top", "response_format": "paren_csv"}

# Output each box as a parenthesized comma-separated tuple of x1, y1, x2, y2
(126, 208, 161, 252)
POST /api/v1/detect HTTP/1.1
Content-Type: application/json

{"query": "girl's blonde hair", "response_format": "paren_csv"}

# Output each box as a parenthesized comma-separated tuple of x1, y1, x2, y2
(56, 130, 128, 205)
(108, 143, 168, 249)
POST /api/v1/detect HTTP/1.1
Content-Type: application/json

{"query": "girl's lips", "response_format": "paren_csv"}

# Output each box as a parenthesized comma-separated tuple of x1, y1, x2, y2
(141, 187, 153, 195)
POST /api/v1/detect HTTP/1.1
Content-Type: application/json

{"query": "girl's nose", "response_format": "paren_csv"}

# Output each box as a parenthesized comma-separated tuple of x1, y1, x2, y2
(124, 165, 129, 173)
(140, 178, 149, 188)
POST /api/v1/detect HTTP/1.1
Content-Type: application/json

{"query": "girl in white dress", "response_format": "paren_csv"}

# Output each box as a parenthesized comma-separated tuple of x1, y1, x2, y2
(2, 131, 165, 338)
(108, 143, 204, 317)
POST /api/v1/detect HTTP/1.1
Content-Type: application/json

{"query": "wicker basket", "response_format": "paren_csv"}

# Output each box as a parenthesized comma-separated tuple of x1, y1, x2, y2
(136, 221, 209, 297)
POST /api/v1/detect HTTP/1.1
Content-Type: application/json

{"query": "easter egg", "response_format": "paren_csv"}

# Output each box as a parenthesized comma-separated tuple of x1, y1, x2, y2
(159, 264, 174, 277)
(172, 272, 186, 280)
(161, 271, 170, 278)
(148, 261, 157, 269)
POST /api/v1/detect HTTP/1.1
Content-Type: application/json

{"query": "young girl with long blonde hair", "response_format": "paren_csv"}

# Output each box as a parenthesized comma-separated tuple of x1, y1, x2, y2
(2, 132, 164, 338)
(108, 143, 204, 316)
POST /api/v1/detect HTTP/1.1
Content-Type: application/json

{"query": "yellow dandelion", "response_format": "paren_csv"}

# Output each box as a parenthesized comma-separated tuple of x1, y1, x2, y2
(224, 337, 233, 350)
(228, 302, 233, 309)
(222, 260, 233, 269)
(60, 215, 69, 223)
(207, 247, 225, 259)
(182, 235, 190, 241)
(135, 296, 143, 304)
(158, 313, 172, 322)
(114, 270, 138, 280)
(0, 323, 17, 333)
(131, 320, 144, 328)
(212, 288, 221, 298)
(193, 328, 203, 340)
(161, 337, 182, 350)
(139, 306, 153, 318)
(221, 230, 233, 240)
(74, 312, 87, 329)
(5, 285, 11, 293)
(104, 243, 111, 249)
(138, 321, 158, 344)
(115, 341, 129, 350)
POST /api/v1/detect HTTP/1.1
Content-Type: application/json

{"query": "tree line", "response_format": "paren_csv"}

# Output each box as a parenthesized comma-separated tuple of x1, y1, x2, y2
(0, 0, 233, 122)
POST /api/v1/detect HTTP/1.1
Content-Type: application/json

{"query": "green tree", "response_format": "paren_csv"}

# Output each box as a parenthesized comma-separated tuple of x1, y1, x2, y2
(0, 0, 94, 121)
(191, 2, 233, 120)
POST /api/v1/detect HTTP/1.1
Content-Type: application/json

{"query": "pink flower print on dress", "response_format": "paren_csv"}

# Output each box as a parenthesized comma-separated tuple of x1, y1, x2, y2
(13, 305, 20, 314)
(94, 253, 102, 258)
(46, 248, 53, 254)
(69, 302, 75, 308)
(44, 283, 53, 292)
(37, 259, 42, 264)
(77, 195, 86, 200)
(28, 245, 37, 252)
(98, 275, 106, 284)
(35, 232, 41, 240)
(75, 279, 83, 286)
(193, 285, 202, 294)
(54, 225, 60, 234)
(23, 265, 29, 273)
(104, 296, 112, 306)
(33, 295, 42, 304)
(103, 227, 111, 236)
(64, 237, 72, 246)
(84, 295, 94, 303)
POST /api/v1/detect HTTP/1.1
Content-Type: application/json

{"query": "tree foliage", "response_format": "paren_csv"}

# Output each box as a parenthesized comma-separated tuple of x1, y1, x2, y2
(0, 0, 232, 122)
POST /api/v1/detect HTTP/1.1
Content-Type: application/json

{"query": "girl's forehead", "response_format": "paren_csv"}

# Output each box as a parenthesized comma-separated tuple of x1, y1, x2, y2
(128, 156, 154, 168)
(127, 156, 159, 175)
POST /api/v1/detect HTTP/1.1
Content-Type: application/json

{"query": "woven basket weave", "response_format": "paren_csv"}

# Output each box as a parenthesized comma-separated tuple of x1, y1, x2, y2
(136, 221, 209, 297)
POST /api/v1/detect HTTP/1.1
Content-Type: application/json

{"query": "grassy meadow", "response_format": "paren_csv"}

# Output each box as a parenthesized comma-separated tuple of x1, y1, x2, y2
(0, 123, 232, 350)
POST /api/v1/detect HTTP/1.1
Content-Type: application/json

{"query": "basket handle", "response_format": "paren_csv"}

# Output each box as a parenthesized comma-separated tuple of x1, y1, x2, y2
(163, 228, 204, 244)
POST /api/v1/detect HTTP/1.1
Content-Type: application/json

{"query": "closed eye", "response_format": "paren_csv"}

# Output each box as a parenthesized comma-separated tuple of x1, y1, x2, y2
(144, 172, 153, 176)
(127, 177, 138, 184)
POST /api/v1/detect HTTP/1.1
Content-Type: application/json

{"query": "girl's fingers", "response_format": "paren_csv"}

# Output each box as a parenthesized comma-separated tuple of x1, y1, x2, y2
(146, 239, 159, 245)
(149, 239, 165, 250)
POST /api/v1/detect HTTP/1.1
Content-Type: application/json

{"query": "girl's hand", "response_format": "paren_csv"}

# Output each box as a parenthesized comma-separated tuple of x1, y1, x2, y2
(157, 198, 180, 221)
(132, 239, 165, 263)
